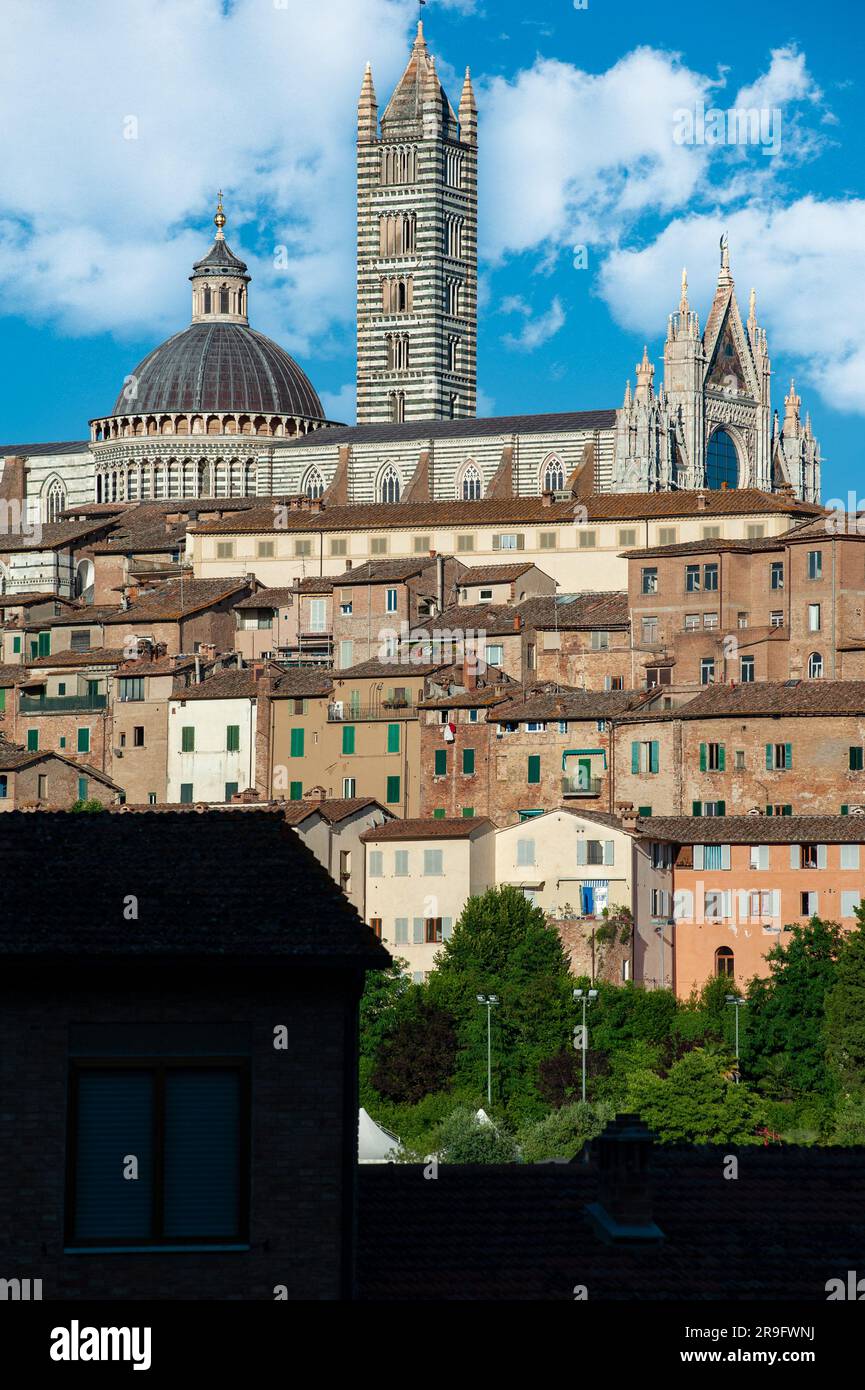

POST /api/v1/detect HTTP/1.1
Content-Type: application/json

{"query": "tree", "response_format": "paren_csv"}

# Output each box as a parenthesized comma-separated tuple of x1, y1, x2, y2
(744, 918, 845, 1100)
(70, 799, 104, 813)
(436, 1107, 518, 1164)
(359, 958, 411, 1061)
(517, 1102, 614, 1163)
(627, 1048, 764, 1144)
(371, 999, 458, 1105)
(825, 915, 865, 1095)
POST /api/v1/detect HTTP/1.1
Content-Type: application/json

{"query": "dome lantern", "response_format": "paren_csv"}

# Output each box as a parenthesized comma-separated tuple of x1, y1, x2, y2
(190, 195, 251, 325)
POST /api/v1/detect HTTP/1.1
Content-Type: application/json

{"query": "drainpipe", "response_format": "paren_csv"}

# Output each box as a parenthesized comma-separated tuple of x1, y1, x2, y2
(832, 541, 837, 678)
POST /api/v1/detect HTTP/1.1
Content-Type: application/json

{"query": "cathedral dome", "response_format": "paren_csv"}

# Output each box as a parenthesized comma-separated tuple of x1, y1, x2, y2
(112, 322, 324, 421)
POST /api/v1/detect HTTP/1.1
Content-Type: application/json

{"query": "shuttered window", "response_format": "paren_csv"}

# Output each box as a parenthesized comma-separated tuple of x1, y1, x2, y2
(527, 755, 541, 784)
(434, 749, 447, 775)
(226, 725, 240, 752)
(181, 726, 195, 752)
(387, 724, 400, 754)
(290, 728, 304, 758)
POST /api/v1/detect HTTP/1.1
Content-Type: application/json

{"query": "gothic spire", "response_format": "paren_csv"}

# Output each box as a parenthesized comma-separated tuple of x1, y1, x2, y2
(358, 61, 378, 141)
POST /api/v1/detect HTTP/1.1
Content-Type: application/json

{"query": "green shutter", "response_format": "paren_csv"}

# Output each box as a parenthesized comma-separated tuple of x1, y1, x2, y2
(765, 743, 773, 770)
(0, 689, 5, 712)
(77, 777, 88, 801)
(387, 723, 400, 753)
(649, 740, 659, 774)
(462, 807, 474, 817)
(785, 742, 792, 769)
(225, 782, 238, 801)
(226, 725, 240, 752)
(434, 749, 447, 775)
(27, 728, 38, 752)
(463, 748, 475, 775)
(181, 726, 195, 752)
(716, 800, 726, 815)
(433, 808, 445, 819)
(290, 727, 304, 758)
(842, 804, 849, 815)
(342, 725, 355, 755)
(699, 743, 707, 772)
(718, 744, 726, 772)
(179, 783, 193, 804)
(38, 631, 50, 657)
(631, 741, 639, 774)
(527, 754, 541, 784)
(783, 805, 792, 816)
(77, 728, 90, 753)
(692, 800, 702, 816)
(386, 775, 400, 804)
(638, 805, 652, 817)
(12, 636, 20, 654)
(290, 781, 302, 801)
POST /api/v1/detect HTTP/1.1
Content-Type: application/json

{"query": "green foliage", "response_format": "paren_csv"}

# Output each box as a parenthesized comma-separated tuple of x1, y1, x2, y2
(744, 919, 846, 1100)
(516, 1102, 615, 1163)
(370, 998, 457, 1104)
(436, 1107, 518, 1164)
(825, 916, 865, 1094)
(359, 959, 411, 1061)
(627, 1049, 765, 1144)
(69, 799, 104, 813)
(831, 1093, 865, 1145)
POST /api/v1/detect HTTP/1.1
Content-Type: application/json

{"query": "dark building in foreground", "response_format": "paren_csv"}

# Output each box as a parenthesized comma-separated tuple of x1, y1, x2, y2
(0, 810, 389, 1300)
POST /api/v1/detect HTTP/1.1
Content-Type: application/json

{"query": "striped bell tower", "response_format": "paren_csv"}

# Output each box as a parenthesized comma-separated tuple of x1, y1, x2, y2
(356, 21, 477, 425)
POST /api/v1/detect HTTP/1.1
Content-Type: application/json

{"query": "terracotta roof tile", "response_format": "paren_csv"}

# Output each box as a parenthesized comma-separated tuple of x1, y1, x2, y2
(360, 816, 493, 841)
(103, 577, 253, 623)
(642, 814, 865, 843)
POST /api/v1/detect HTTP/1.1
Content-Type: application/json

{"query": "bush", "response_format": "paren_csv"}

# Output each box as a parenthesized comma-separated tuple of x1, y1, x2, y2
(436, 1107, 518, 1164)
(517, 1102, 614, 1163)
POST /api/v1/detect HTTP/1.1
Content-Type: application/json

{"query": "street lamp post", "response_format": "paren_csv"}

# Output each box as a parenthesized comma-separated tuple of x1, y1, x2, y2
(476, 994, 498, 1106)
(725, 994, 747, 1083)
(573, 987, 598, 1103)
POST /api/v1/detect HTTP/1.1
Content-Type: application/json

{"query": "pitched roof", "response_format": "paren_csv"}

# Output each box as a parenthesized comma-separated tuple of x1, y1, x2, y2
(282, 796, 384, 826)
(409, 602, 525, 639)
(333, 658, 443, 679)
(648, 680, 865, 721)
(278, 410, 618, 449)
(0, 592, 74, 608)
(459, 563, 537, 584)
(360, 816, 493, 841)
(233, 587, 296, 610)
(641, 814, 865, 844)
(623, 534, 787, 558)
(0, 810, 390, 963)
(26, 646, 127, 668)
(332, 559, 431, 585)
(174, 668, 259, 701)
(518, 592, 630, 630)
(268, 668, 334, 699)
(357, 1141, 865, 1300)
(0, 440, 90, 457)
(0, 742, 120, 785)
(102, 577, 252, 623)
(493, 688, 646, 722)
(0, 665, 29, 687)
(0, 520, 114, 553)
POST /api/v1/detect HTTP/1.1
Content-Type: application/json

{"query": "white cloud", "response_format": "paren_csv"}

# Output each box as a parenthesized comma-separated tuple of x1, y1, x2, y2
(597, 198, 865, 416)
(320, 381, 357, 425)
(502, 296, 565, 351)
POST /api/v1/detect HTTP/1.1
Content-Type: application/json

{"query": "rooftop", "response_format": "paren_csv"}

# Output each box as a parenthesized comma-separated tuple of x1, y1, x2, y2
(642, 814, 865, 844)
(360, 816, 493, 841)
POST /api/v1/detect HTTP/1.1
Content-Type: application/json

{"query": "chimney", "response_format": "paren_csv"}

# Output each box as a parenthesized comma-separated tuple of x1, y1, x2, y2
(584, 1114, 664, 1245)
(620, 805, 639, 832)
(513, 614, 521, 632)
(696, 492, 708, 512)
(541, 489, 554, 507)
(345, 559, 353, 571)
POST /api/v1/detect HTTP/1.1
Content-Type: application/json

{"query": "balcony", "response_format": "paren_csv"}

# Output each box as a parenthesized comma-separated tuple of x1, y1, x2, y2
(327, 702, 416, 722)
(561, 774, 602, 798)
(20, 694, 107, 714)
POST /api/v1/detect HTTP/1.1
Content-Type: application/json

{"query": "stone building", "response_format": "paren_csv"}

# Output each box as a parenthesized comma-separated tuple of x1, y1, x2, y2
(356, 21, 477, 425)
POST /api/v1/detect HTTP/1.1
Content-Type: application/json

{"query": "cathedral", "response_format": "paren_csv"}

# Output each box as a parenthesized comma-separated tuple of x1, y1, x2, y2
(0, 20, 821, 523)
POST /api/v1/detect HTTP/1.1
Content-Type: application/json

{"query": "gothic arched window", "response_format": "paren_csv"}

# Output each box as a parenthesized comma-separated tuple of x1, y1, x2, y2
(542, 457, 565, 494)
(808, 652, 824, 679)
(460, 462, 482, 501)
(303, 468, 325, 500)
(715, 946, 735, 978)
(44, 478, 66, 524)
(379, 464, 401, 504)
(705, 428, 739, 490)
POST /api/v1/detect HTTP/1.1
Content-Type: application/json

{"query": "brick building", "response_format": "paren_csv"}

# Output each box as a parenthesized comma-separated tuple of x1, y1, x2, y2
(331, 555, 463, 668)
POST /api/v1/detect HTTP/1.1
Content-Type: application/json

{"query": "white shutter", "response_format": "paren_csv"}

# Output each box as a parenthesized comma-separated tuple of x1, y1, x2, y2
(817, 844, 827, 869)
(604, 840, 614, 866)
(442, 917, 453, 940)
(723, 890, 732, 920)
(693, 844, 704, 870)
(721, 844, 731, 870)
(737, 890, 749, 923)
(770, 890, 781, 921)
(790, 844, 799, 869)
(413, 917, 424, 944)
(576, 840, 587, 866)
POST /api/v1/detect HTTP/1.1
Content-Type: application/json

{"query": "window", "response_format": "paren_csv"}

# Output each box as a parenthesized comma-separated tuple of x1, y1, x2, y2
(700, 742, 725, 772)
(66, 1057, 249, 1247)
(118, 677, 144, 702)
(290, 728, 304, 758)
(37, 773, 48, 800)
(527, 755, 541, 784)
(685, 564, 701, 593)
(434, 749, 447, 776)
(749, 845, 770, 871)
(631, 740, 660, 775)
(542, 458, 565, 493)
(538, 531, 557, 550)
(12, 636, 21, 654)
(658, 527, 677, 546)
(308, 599, 327, 633)
(771, 562, 784, 590)
(224, 781, 238, 802)
(714, 946, 735, 976)
(379, 466, 401, 504)
(651, 888, 671, 917)
(413, 535, 432, 553)
(330, 538, 347, 557)
(394, 917, 409, 945)
(216, 542, 235, 560)
(591, 630, 609, 651)
(343, 777, 356, 797)
(525, 721, 546, 733)
(735, 750, 746, 770)
(257, 541, 275, 558)
(294, 539, 312, 559)
(703, 563, 718, 592)
(370, 536, 388, 555)
(770, 610, 784, 628)
(618, 528, 637, 548)
(850, 747, 864, 772)
(740, 655, 755, 682)
(801, 891, 818, 916)
(578, 530, 597, 549)
(516, 838, 535, 866)
(840, 844, 860, 870)
(808, 604, 821, 633)
(385, 588, 398, 614)
(746, 524, 765, 540)
(485, 644, 503, 667)
(766, 742, 792, 771)
(394, 850, 409, 877)
(180, 726, 195, 753)
(641, 616, 658, 645)
(798, 843, 820, 869)
(684, 613, 700, 631)
(342, 725, 355, 755)
(493, 533, 524, 552)
(456, 534, 475, 552)
(77, 728, 90, 754)
(703, 612, 718, 629)
(808, 652, 823, 678)
(0, 775, 6, 800)
(641, 567, 658, 594)
(462, 747, 475, 775)
(841, 891, 862, 917)
(651, 842, 673, 869)
(692, 800, 726, 816)
(289, 782, 302, 801)
(387, 724, 400, 754)
(179, 783, 194, 804)
(807, 550, 823, 580)
(701, 525, 722, 540)
(226, 725, 240, 752)
(71, 630, 91, 652)
(705, 429, 738, 490)
(423, 848, 443, 876)
(368, 850, 384, 878)
(339, 640, 354, 668)
(700, 658, 715, 685)
(133, 726, 145, 748)
(766, 803, 792, 816)
(386, 775, 400, 804)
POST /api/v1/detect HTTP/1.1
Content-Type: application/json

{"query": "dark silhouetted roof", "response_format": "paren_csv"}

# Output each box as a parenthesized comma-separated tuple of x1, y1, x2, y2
(110, 323, 325, 420)
(0, 810, 390, 964)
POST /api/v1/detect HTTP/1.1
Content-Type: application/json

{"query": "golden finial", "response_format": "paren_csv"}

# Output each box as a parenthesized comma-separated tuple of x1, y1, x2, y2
(214, 191, 226, 238)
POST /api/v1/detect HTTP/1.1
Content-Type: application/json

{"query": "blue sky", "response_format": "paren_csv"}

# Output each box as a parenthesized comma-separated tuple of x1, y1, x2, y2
(0, 0, 862, 502)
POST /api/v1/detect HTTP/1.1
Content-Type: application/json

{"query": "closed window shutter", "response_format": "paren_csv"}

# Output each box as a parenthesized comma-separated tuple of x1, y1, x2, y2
(492, 535, 501, 551)
(650, 741, 659, 773)
(716, 800, 726, 815)
(723, 890, 732, 919)
(163, 1070, 241, 1239)
(718, 745, 726, 772)
(785, 742, 792, 769)
(631, 742, 639, 774)
(817, 844, 827, 869)
(760, 845, 769, 870)
(413, 917, 424, 944)
(721, 844, 731, 870)
(692, 800, 702, 816)
(693, 844, 704, 870)
(765, 743, 773, 771)
(74, 1071, 154, 1240)
(442, 917, 453, 940)
(395, 918, 409, 945)
(737, 889, 749, 921)
(576, 840, 587, 866)
(770, 890, 781, 919)
(603, 840, 614, 865)
(699, 743, 707, 772)
(790, 844, 799, 868)
(516, 534, 525, 550)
